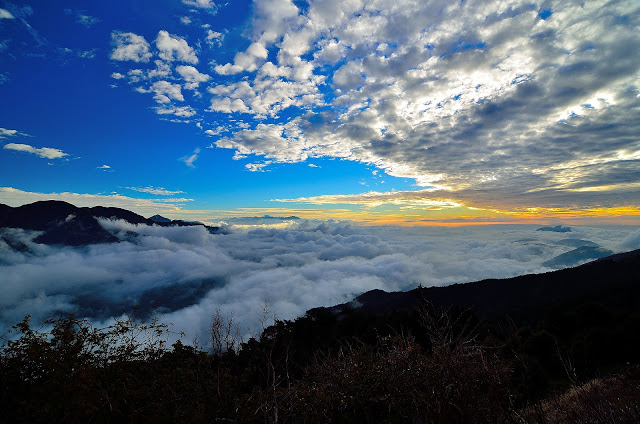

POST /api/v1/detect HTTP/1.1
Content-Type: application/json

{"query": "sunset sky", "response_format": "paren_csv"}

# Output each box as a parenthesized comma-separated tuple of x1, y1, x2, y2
(1, 0, 639, 225)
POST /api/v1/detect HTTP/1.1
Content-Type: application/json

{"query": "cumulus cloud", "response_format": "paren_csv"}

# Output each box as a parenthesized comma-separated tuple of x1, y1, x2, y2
(0, 218, 635, 347)
(245, 161, 272, 172)
(155, 30, 198, 64)
(206, 30, 223, 46)
(110, 31, 152, 63)
(176, 65, 210, 90)
(3, 143, 68, 159)
(149, 80, 184, 104)
(199, 0, 640, 213)
(156, 105, 196, 117)
(213, 123, 308, 163)
(182, 0, 217, 9)
(214, 42, 269, 75)
(205, 126, 225, 136)
(104, 0, 640, 214)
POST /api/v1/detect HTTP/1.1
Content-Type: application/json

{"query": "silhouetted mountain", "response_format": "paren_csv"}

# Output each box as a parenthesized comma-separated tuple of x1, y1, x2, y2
(89, 206, 150, 225)
(1, 201, 80, 231)
(542, 245, 613, 268)
(0, 203, 12, 223)
(149, 214, 172, 223)
(327, 248, 640, 325)
(536, 225, 571, 232)
(0, 201, 219, 246)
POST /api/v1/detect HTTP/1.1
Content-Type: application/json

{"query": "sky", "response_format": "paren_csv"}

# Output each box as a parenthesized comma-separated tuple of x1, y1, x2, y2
(1, 0, 640, 225)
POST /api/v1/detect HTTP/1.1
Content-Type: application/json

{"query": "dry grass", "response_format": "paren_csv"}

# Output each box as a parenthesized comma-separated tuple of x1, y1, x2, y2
(516, 368, 640, 424)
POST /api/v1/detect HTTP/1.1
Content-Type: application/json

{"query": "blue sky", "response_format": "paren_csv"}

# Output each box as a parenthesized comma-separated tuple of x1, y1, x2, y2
(1, 0, 640, 224)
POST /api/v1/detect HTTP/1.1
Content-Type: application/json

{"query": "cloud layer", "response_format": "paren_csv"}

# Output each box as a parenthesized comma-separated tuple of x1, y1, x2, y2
(1, 218, 637, 346)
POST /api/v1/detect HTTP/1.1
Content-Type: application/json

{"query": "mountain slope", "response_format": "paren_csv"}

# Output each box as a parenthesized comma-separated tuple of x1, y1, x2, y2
(330, 248, 640, 324)
(0, 201, 219, 246)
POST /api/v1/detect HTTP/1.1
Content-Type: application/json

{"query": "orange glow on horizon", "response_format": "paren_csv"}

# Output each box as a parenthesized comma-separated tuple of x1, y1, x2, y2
(171, 204, 640, 227)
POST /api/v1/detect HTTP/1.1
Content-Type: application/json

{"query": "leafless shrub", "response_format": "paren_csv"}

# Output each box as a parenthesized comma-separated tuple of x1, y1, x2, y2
(210, 308, 240, 356)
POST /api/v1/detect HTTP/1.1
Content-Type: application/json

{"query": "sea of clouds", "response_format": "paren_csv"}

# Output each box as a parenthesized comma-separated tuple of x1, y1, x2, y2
(1, 219, 639, 346)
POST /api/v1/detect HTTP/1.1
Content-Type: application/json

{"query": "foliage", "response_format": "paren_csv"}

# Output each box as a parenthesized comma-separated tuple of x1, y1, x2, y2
(1, 297, 639, 423)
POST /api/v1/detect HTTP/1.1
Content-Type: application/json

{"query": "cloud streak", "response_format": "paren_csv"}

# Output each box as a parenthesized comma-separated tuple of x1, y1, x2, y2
(127, 186, 185, 196)
(3, 143, 68, 159)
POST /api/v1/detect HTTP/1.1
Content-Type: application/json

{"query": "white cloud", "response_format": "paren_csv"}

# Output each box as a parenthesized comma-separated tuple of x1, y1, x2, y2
(620, 228, 640, 251)
(110, 31, 152, 63)
(180, 16, 192, 25)
(76, 49, 97, 59)
(201, 0, 640, 212)
(181, 147, 200, 168)
(0, 8, 15, 19)
(245, 161, 272, 172)
(214, 41, 270, 75)
(252, 0, 301, 44)
(214, 123, 307, 163)
(204, 126, 225, 136)
(103, 0, 640, 213)
(4, 143, 68, 159)
(127, 69, 145, 83)
(209, 97, 249, 113)
(97, 164, 111, 169)
(176, 65, 210, 90)
(182, 0, 216, 9)
(152, 197, 195, 203)
(208, 71, 323, 117)
(150, 80, 184, 104)
(275, 189, 461, 209)
(76, 13, 100, 28)
(213, 63, 244, 75)
(156, 30, 198, 64)
(128, 186, 185, 196)
(156, 105, 196, 117)
(206, 29, 223, 46)
(147, 60, 172, 79)
(0, 215, 635, 348)
(110, 72, 125, 79)
(0, 128, 19, 138)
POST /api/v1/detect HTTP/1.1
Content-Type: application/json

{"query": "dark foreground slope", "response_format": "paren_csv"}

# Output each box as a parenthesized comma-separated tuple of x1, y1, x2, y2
(2, 250, 639, 423)
(0, 200, 219, 246)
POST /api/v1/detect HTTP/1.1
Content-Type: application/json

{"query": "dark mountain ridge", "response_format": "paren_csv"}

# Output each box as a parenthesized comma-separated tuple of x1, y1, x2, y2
(327, 247, 640, 325)
(0, 200, 219, 246)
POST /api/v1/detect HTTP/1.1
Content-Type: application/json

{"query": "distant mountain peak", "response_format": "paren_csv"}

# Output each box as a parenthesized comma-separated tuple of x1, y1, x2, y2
(536, 225, 571, 232)
(149, 214, 171, 223)
(0, 201, 219, 247)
